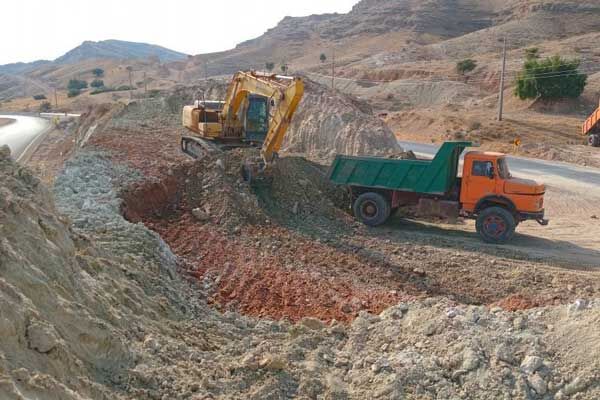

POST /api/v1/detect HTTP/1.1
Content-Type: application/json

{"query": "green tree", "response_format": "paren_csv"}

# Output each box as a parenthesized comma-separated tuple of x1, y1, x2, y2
(265, 62, 275, 72)
(90, 79, 104, 88)
(68, 79, 87, 90)
(525, 48, 540, 60)
(320, 53, 327, 63)
(67, 88, 81, 98)
(514, 55, 587, 100)
(92, 68, 104, 77)
(280, 63, 289, 73)
(456, 59, 477, 75)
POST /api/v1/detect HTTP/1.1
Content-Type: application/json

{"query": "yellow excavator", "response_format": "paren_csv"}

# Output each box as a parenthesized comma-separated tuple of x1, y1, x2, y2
(181, 71, 304, 183)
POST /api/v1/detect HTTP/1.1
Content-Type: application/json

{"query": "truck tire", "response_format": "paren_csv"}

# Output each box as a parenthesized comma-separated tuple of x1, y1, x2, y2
(475, 206, 516, 244)
(588, 134, 600, 147)
(353, 192, 391, 227)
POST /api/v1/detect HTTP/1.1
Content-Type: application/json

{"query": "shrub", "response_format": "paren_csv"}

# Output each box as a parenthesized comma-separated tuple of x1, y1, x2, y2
(320, 53, 327, 63)
(33, 94, 47, 100)
(67, 88, 81, 98)
(90, 79, 104, 88)
(265, 62, 275, 72)
(68, 79, 87, 90)
(514, 55, 587, 100)
(92, 68, 104, 77)
(456, 59, 477, 75)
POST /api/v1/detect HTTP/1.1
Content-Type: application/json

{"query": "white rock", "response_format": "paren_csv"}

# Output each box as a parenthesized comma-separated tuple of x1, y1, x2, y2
(192, 208, 210, 221)
(527, 374, 547, 395)
(521, 356, 543, 374)
(569, 299, 588, 312)
(563, 377, 587, 396)
(26, 321, 59, 354)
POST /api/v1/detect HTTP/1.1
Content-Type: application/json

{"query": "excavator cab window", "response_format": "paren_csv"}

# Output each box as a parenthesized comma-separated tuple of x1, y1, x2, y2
(245, 95, 269, 144)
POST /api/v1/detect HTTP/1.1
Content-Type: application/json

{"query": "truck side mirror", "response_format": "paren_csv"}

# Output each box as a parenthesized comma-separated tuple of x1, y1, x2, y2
(487, 165, 495, 179)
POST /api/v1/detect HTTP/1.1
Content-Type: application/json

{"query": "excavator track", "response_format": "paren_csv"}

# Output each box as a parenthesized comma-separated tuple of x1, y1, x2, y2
(182, 136, 270, 186)
(181, 136, 257, 160)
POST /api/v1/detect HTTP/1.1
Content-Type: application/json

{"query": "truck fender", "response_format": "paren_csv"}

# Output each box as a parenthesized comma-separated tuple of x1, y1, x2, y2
(474, 195, 517, 214)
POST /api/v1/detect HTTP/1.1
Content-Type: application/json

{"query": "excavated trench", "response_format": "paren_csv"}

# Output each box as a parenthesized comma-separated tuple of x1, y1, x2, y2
(118, 152, 433, 322)
(119, 150, 585, 322)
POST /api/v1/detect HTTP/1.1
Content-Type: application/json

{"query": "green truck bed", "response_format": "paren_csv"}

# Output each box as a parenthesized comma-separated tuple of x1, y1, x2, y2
(328, 141, 472, 195)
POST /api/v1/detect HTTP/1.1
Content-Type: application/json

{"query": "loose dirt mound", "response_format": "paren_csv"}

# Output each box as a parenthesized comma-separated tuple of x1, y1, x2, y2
(169, 77, 402, 159)
(285, 78, 402, 158)
(123, 148, 352, 235)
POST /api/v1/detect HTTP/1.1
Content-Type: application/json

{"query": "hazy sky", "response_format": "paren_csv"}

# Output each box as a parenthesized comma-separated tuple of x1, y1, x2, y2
(0, 0, 357, 65)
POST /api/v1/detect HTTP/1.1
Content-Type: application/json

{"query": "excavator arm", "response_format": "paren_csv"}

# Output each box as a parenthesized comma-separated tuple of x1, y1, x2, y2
(222, 71, 304, 164)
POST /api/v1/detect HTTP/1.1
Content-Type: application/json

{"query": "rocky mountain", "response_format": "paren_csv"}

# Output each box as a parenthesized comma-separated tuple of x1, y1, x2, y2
(186, 0, 600, 76)
(0, 40, 186, 76)
(54, 39, 188, 64)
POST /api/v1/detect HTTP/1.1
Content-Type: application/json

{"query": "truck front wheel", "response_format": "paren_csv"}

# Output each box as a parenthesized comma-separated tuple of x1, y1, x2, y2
(588, 134, 600, 147)
(353, 192, 391, 227)
(475, 206, 516, 244)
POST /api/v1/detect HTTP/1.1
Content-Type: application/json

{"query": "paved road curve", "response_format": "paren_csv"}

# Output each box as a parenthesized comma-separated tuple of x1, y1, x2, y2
(399, 140, 600, 193)
(0, 115, 52, 162)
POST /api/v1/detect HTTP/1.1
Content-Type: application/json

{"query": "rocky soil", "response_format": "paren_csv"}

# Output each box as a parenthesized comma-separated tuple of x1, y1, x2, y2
(3, 84, 599, 400)
(3, 143, 600, 399)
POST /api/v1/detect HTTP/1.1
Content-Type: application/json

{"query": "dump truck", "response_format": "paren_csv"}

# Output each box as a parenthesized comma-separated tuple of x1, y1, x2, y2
(582, 102, 600, 147)
(328, 141, 548, 244)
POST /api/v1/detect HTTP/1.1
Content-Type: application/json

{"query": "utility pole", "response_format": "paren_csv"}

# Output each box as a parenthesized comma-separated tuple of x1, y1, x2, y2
(143, 71, 147, 95)
(54, 87, 58, 108)
(331, 49, 335, 90)
(497, 37, 507, 121)
(204, 61, 208, 81)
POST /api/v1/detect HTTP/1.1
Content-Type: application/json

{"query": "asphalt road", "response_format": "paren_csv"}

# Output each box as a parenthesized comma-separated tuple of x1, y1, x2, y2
(0, 115, 52, 162)
(399, 140, 600, 193)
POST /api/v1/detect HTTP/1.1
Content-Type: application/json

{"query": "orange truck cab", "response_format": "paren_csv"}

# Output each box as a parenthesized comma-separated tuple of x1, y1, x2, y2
(459, 151, 548, 242)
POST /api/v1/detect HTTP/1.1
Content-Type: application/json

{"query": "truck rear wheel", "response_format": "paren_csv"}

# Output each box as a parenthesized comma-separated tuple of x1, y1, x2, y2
(476, 206, 516, 244)
(353, 192, 391, 227)
(588, 134, 600, 147)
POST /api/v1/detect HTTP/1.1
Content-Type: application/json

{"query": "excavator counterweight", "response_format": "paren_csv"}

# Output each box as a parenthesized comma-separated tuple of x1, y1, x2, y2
(181, 71, 304, 184)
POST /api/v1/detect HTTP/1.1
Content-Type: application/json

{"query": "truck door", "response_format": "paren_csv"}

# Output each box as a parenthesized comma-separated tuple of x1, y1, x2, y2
(466, 160, 497, 201)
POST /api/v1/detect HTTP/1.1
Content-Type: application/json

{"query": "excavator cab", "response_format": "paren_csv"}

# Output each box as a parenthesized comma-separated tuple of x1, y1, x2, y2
(243, 94, 269, 144)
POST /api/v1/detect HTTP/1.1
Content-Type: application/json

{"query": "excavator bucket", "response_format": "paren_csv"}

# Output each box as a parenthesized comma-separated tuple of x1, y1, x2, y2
(241, 158, 273, 187)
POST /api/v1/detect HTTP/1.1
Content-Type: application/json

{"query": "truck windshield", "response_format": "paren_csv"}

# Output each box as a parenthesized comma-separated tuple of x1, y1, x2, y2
(497, 158, 511, 179)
